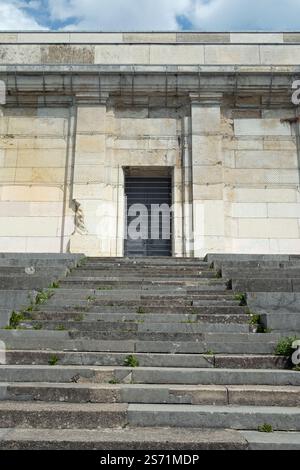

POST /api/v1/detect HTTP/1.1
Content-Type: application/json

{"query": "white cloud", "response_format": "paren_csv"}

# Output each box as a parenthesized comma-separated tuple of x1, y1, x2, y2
(1, 0, 300, 31)
(47, 0, 190, 30)
(190, 0, 300, 31)
(0, 0, 44, 29)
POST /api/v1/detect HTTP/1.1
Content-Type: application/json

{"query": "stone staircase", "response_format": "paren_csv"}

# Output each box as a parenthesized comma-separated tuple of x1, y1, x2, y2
(0, 256, 299, 450)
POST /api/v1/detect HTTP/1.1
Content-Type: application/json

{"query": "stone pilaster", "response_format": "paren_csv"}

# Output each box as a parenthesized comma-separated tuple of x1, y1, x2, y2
(190, 93, 225, 257)
(70, 94, 116, 256)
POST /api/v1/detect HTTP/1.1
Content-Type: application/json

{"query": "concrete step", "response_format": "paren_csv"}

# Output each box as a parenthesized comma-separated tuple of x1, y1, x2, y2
(0, 366, 298, 386)
(0, 330, 282, 353)
(0, 427, 247, 450)
(70, 270, 218, 279)
(44, 298, 240, 308)
(241, 431, 300, 450)
(0, 401, 127, 429)
(4, 351, 289, 369)
(85, 257, 206, 265)
(28, 312, 249, 324)
(126, 367, 300, 386)
(48, 290, 235, 300)
(23, 320, 251, 334)
(128, 404, 300, 431)
(60, 279, 229, 290)
(1, 383, 298, 407)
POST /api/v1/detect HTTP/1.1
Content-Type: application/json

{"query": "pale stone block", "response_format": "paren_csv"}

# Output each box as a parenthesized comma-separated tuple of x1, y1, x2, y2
(110, 148, 178, 167)
(263, 139, 297, 151)
(70, 33, 123, 43)
(95, 45, 150, 64)
(224, 168, 299, 185)
(235, 150, 297, 169)
(238, 219, 299, 239)
(0, 217, 59, 237)
(193, 184, 223, 201)
(223, 150, 235, 168)
(41, 45, 95, 65)
(74, 165, 106, 184)
(26, 236, 67, 253)
(204, 45, 260, 64)
(192, 136, 222, 165)
(76, 152, 106, 165)
(232, 238, 270, 254)
(234, 119, 291, 136)
(0, 117, 8, 135)
(73, 184, 114, 201)
(0, 149, 4, 166)
(0, 237, 27, 252)
(203, 201, 224, 236)
(262, 109, 295, 119)
(2, 149, 18, 168)
(0, 168, 15, 183)
(18, 33, 69, 43)
(29, 202, 64, 217)
(16, 149, 66, 168)
(0, 201, 30, 217)
(107, 137, 148, 150)
(225, 187, 297, 204)
(70, 234, 101, 255)
(8, 117, 66, 137)
(194, 236, 225, 257)
(269, 239, 300, 253)
(267, 203, 300, 218)
(192, 106, 221, 134)
(37, 108, 70, 119)
(15, 168, 65, 184)
(193, 166, 223, 185)
(124, 33, 176, 43)
(230, 203, 268, 218)
(177, 33, 230, 43)
(77, 106, 106, 133)
(15, 138, 67, 150)
(148, 138, 178, 150)
(0, 33, 17, 43)
(1, 185, 63, 202)
(120, 118, 177, 137)
(76, 134, 106, 153)
(260, 45, 300, 65)
(230, 33, 284, 43)
(113, 108, 149, 119)
(0, 45, 41, 64)
(150, 45, 204, 65)
(223, 138, 264, 151)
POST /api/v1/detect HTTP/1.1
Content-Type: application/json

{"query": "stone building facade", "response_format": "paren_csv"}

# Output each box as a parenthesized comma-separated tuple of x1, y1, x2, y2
(0, 32, 300, 257)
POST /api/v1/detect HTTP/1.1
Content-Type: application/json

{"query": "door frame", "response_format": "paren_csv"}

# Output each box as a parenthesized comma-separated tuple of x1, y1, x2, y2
(122, 166, 174, 257)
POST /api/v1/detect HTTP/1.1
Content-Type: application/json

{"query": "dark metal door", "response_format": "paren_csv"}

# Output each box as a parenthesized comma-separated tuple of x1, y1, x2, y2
(124, 177, 172, 257)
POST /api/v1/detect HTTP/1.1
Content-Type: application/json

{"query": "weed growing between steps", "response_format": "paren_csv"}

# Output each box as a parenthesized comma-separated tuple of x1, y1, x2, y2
(137, 307, 146, 314)
(234, 293, 247, 306)
(48, 355, 59, 366)
(247, 311, 272, 333)
(4, 288, 55, 330)
(275, 336, 299, 357)
(258, 424, 273, 433)
(124, 355, 140, 367)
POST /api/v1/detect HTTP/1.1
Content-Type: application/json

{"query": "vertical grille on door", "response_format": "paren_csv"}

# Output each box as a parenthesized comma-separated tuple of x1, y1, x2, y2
(124, 177, 172, 257)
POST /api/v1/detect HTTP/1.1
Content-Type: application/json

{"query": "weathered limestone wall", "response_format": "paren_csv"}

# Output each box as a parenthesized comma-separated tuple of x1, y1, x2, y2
(0, 107, 75, 252)
(222, 107, 300, 254)
(70, 101, 183, 257)
(0, 32, 300, 256)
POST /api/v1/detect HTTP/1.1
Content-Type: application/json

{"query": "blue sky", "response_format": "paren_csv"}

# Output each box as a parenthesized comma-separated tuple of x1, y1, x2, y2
(1, 0, 300, 31)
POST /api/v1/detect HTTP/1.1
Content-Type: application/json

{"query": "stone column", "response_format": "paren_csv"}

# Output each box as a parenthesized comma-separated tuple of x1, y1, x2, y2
(190, 93, 225, 257)
(181, 116, 193, 257)
(70, 94, 115, 256)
